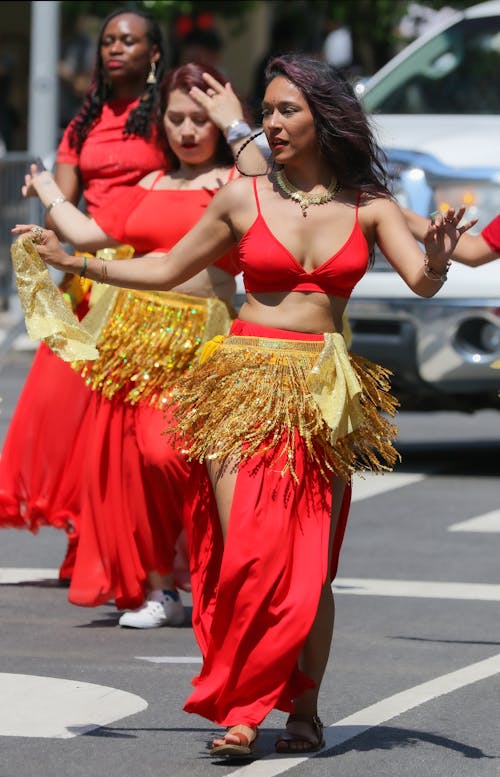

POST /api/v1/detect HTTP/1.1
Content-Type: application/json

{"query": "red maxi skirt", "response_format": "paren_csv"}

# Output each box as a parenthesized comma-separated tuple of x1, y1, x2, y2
(0, 260, 94, 537)
(68, 396, 191, 610)
(0, 342, 91, 534)
(68, 288, 234, 610)
(170, 319, 399, 727)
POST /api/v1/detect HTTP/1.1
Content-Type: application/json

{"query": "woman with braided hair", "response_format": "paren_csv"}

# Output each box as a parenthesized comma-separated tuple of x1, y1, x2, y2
(51, 7, 166, 229)
(0, 9, 167, 580)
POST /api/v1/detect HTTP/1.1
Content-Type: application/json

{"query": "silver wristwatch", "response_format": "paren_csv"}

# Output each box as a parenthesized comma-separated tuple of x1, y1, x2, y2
(225, 119, 252, 144)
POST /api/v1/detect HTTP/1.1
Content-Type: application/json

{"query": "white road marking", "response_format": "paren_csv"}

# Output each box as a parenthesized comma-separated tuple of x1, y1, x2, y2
(351, 472, 425, 502)
(135, 656, 202, 664)
(448, 509, 500, 533)
(333, 578, 500, 601)
(223, 653, 500, 777)
(0, 673, 147, 738)
(0, 567, 58, 583)
(2, 570, 498, 602)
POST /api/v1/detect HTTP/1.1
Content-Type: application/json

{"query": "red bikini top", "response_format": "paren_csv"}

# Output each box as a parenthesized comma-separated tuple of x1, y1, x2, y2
(238, 178, 369, 298)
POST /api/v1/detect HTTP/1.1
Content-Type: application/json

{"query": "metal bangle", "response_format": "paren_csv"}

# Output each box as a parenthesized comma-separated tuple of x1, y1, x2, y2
(46, 195, 67, 213)
(424, 253, 451, 283)
(97, 257, 108, 284)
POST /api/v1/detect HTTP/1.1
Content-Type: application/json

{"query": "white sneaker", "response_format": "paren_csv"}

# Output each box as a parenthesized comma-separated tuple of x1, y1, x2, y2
(118, 590, 185, 629)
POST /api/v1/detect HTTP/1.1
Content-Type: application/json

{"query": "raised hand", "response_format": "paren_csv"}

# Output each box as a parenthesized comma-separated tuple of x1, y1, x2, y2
(189, 72, 244, 133)
(21, 163, 50, 199)
(424, 206, 478, 267)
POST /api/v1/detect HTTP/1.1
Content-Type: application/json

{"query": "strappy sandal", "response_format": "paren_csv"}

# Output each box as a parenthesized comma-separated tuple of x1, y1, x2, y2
(275, 713, 325, 754)
(209, 725, 259, 758)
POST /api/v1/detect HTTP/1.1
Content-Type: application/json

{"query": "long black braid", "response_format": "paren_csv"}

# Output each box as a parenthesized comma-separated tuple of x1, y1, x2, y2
(67, 8, 166, 153)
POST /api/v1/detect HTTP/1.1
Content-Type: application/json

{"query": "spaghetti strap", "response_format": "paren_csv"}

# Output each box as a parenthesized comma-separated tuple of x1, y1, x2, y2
(149, 170, 165, 190)
(355, 190, 362, 216)
(252, 177, 261, 215)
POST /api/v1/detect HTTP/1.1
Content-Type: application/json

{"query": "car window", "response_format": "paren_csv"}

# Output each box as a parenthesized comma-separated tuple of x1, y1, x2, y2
(363, 16, 500, 114)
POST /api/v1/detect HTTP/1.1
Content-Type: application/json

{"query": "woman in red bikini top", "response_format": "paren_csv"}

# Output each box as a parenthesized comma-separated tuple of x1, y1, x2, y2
(17, 54, 473, 759)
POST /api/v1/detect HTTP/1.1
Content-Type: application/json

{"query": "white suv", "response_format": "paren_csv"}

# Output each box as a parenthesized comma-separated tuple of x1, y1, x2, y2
(348, 0, 500, 411)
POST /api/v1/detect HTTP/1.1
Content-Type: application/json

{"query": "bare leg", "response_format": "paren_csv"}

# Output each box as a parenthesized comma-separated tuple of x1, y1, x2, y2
(147, 570, 176, 592)
(278, 475, 348, 750)
(205, 461, 257, 749)
(205, 459, 238, 540)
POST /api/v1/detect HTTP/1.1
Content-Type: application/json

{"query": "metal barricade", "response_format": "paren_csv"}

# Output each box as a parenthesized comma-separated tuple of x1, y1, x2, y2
(0, 152, 45, 309)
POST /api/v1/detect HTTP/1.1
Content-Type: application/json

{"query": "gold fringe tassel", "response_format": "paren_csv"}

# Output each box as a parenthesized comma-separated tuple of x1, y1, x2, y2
(169, 334, 399, 481)
(73, 290, 233, 407)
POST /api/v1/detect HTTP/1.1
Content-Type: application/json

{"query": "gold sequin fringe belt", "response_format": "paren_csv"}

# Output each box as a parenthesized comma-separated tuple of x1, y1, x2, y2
(73, 289, 233, 407)
(169, 332, 399, 481)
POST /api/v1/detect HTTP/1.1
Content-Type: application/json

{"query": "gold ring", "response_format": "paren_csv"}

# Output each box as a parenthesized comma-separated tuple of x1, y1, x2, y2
(31, 226, 44, 243)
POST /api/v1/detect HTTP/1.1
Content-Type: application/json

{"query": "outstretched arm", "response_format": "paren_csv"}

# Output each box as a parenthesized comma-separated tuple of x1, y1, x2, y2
(402, 207, 498, 267)
(13, 181, 238, 291)
(22, 164, 119, 252)
(371, 198, 475, 297)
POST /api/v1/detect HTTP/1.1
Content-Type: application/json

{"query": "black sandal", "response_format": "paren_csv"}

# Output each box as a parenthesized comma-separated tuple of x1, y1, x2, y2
(275, 713, 325, 754)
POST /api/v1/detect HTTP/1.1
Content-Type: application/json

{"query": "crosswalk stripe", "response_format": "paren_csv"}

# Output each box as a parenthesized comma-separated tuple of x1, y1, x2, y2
(135, 656, 202, 664)
(351, 472, 425, 502)
(448, 509, 500, 533)
(333, 577, 500, 601)
(222, 653, 500, 776)
(0, 568, 58, 583)
(2, 571, 498, 601)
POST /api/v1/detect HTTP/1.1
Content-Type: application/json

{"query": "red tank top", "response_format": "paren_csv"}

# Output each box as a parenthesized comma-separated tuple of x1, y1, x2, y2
(93, 170, 240, 275)
(56, 98, 165, 216)
(238, 178, 369, 298)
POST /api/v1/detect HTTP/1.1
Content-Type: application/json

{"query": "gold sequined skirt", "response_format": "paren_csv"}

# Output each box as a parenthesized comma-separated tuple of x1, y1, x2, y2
(72, 289, 233, 407)
(170, 321, 399, 481)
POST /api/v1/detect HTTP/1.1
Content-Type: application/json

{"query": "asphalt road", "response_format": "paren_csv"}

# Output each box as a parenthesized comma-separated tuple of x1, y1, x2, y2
(0, 346, 499, 777)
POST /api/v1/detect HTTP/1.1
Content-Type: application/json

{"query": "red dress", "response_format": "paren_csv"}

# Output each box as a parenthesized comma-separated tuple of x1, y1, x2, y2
(67, 179, 239, 610)
(0, 103, 165, 575)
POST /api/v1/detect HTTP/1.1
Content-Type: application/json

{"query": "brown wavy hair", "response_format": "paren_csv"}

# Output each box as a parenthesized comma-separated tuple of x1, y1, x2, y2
(264, 54, 391, 197)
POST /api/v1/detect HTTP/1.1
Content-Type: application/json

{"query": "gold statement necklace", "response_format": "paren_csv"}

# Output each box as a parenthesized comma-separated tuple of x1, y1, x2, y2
(275, 169, 342, 216)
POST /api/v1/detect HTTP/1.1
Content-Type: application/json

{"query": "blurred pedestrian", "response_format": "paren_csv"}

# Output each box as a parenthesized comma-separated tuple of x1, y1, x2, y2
(171, 12, 224, 70)
(58, 15, 99, 129)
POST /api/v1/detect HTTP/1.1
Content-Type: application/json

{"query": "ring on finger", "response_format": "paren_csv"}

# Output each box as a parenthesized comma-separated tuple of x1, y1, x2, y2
(31, 226, 44, 243)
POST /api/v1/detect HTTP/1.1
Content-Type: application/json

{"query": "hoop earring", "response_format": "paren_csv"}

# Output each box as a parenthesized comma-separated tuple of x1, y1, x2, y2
(147, 61, 157, 85)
